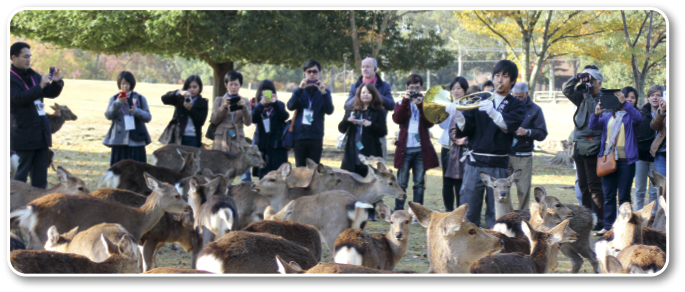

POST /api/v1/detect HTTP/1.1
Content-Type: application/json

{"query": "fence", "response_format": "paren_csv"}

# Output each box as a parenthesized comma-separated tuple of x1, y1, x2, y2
(534, 91, 569, 103)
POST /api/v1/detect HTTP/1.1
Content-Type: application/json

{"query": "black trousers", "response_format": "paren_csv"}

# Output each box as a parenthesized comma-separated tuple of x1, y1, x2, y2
(14, 147, 51, 189)
(573, 146, 604, 225)
(294, 139, 323, 167)
(441, 147, 462, 212)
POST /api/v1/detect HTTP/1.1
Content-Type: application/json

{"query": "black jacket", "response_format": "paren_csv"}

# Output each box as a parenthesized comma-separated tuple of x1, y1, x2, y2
(637, 102, 656, 162)
(511, 96, 548, 153)
(252, 101, 290, 150)
(158, 91, 208, 145)
(10, 65, 64, 150)
(338, 107, 388, 171)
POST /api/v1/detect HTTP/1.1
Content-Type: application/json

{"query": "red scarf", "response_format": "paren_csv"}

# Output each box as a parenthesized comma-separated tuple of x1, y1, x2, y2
(362, 76, 377, 84)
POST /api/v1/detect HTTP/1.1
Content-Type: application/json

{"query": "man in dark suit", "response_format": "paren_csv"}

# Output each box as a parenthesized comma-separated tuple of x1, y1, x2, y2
(10, 42, 64, 188)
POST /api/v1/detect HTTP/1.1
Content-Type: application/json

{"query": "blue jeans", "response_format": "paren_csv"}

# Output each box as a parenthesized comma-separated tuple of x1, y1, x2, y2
(575, 172, 583, 205)
(633, 160, 657, 214)
(654, 152, 666, 177)
(602, 161, 636, 230)
(395, 148, 425, 210)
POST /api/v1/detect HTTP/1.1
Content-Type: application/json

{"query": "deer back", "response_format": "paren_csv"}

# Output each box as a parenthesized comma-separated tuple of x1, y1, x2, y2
(10, 166, 89, 212)
(242, 220, 322, 262)
(331, 162, 406, 203)
(615, 244, 665, 274)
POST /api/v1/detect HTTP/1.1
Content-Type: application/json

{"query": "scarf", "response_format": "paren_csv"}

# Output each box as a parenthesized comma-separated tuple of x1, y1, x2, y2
(605, 111, 627, 158)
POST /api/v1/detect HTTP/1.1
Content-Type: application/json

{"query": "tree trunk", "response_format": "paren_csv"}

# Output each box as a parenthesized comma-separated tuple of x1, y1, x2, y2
(207, 61, 234, 99)
(349, 10, 361, 77)
(457, 48, 463, 77)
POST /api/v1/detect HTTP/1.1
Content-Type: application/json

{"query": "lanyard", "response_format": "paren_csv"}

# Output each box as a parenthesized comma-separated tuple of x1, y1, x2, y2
(10, 70, 36, 90)
(119, 94, 138, 115)
(262, 105, 274, 119)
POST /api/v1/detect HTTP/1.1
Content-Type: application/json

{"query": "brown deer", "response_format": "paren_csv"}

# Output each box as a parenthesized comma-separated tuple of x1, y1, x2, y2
(242, 219, 322, 262)
(188, 177, 240, 251)
(407, 202, 503, 273)
(479, 169, 522, 223)
(604, 244, 665, 274)
(648, 170, 667, 231)
(143, 267, 212, 274)
(11, 172, 191, 250)
(470, 219, 577, 273)
(98, 149, 201, 195)
(44, 223, 138, 264)
(151, 144, 264, 177)
(252, 165, 373, 252)
(10, 166, 90, 212)
(195, 231, 318, 273)
(10, 234, 137, 274)
(47, 103, 78, 134)
(175, 168, 237, 201)
(227, 182, 272, 229)
(332, 203, 413, 271)
(330, 162, 407, 204)
(87, 187, 200, 272)
(275, 255, 416, 274)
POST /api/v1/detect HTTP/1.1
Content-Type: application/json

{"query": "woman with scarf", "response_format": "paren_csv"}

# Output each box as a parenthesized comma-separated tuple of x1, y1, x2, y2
(103, 71, 152, 166)
(589, 88, 642, 236)
(338, 82, 388, 177)
(251, 80, 289, 179)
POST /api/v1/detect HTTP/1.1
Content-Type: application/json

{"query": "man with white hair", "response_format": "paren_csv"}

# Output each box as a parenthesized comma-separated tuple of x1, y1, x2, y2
(563, 64, 605, 234)
(345, 57, 394, 160)
(509, 81, 547, 209)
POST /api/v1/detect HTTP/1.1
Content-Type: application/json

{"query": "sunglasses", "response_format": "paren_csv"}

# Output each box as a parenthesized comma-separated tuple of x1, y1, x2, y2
(306, 69, 319, 74)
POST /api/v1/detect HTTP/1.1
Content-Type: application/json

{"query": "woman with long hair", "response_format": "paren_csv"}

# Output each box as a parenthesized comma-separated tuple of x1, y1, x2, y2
(338, 82, 388, 177)
(251, 80, 290, 179)
(589, 88, 642, 236)
(103, 71, 152, 166)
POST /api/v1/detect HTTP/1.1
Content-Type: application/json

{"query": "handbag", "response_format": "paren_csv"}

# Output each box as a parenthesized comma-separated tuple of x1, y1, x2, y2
(596, 149, 617, 177)
(282, 109, 297, 151)
(336, 132, 348, 150)
(205, 123, 218, 141)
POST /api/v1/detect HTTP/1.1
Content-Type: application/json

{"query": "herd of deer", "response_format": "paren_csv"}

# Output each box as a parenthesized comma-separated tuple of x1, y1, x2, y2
(8, 126, 668, 275)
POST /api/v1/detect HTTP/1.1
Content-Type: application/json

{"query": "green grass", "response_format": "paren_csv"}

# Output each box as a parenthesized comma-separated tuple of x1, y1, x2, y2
(41, 79, 603, 273)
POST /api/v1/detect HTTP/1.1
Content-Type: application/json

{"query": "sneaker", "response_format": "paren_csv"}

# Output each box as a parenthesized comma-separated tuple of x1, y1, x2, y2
(595, 229, 609, 237)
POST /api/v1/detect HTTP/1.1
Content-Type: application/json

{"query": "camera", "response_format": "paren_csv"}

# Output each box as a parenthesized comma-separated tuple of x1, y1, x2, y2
(408, 91, 421, 99)
(185, 97, 192, 103)
(306, 79, 319, 85)
(576, 82, 593, 92)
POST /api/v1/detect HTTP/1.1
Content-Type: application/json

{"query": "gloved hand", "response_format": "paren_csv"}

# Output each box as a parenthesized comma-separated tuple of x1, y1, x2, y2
(445, 103, 463, 119)
(479, 100, 495, 116)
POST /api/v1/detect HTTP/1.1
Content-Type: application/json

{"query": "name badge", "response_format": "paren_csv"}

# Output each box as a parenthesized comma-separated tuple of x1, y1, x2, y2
(356, 141, 364, 150)
(228, 129, 237, 138)
(34, 100, 46, 116)
(262, 118, 270, 133)
(124, 115, 136, 130)
(302, 109, 314, 125)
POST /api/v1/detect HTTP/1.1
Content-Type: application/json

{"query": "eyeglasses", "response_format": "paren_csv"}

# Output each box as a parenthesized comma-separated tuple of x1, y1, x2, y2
(407, 86, 421, 91)
(361, 66, 374, 69)
(306, 69, 319, 74)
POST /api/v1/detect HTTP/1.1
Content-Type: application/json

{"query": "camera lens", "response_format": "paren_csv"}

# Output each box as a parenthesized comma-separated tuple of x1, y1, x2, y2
(185, 97, 191, 103)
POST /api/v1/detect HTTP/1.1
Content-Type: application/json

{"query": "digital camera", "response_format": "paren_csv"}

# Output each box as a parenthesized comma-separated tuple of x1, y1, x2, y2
(408, 91, 421, 99)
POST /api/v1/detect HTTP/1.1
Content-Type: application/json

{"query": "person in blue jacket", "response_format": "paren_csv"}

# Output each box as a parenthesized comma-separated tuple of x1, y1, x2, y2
(286, 59, 335, 167)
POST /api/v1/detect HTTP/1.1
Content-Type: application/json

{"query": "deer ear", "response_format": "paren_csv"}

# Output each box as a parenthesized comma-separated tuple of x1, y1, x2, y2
(65, 226, 79, 239)
(658, 195, 668, 215)
(144, 172, 161, 191)
(56, 166, 71, 183)
(521, 220, 534, 243)
(358, 154, 368, 164)
(46, 226, 60, 246)
(479, 172, 493, 187)
(636, 201, 655, 223)
(280, 162, 292, 178)
(117, 236, 135, 258)
(376, 203, 393, 221)
(627, 264, 649, 274)
(277, 200, 296, 221)
(407, 202, 433, 228)
(605, 255, 625, 274)
(534, 187, 546, 203)
(618, 202, 633, 222)
(376, 161, 388, 173)
(263, 206, 276, 220)
(316, 163, 325, 174)
(508, 169, 522, 184)
(305, 158, 317, 169)
(548, 219, 572, 245)
(200, 168, 214, 176)
(100, 234, 118, 256)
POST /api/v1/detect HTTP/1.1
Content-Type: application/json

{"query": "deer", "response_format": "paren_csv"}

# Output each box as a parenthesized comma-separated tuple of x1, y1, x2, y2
(251, 163, 373, 252)
(251, 162, 342, 212)
(151, 144, 265, 178)
(44, 223, 138, 264)
(188, 176, 240, 252)
(407, 202, 503, 273)
(47, 103, 78, 134)
(332, 203, 413, 271)
(275, 255, 417, 274)
(87, 187, 200, 272)
(98, 149, 202, 195)
(10, 166, 90, 212)
(470, 219, 578, 274)
(11, 172, 191, 251)
(479, 169, 522, 223)
(10, 234, 137, 274)
(175, 168, 237, 201)
(330, 162, 407, 204)
(648, 170, 667, 231)
(604, 244, 665, 274)
(242, 218, 323, 262)
(195, 231, 319, 273)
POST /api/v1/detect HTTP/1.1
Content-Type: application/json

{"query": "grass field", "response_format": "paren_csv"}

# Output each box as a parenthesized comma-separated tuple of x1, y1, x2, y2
(37, 79, 601, 273)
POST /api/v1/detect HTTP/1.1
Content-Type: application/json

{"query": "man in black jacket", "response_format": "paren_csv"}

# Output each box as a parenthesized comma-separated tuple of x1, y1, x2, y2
(509, 82, 547, 210)
(10, 42, 64, 188)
